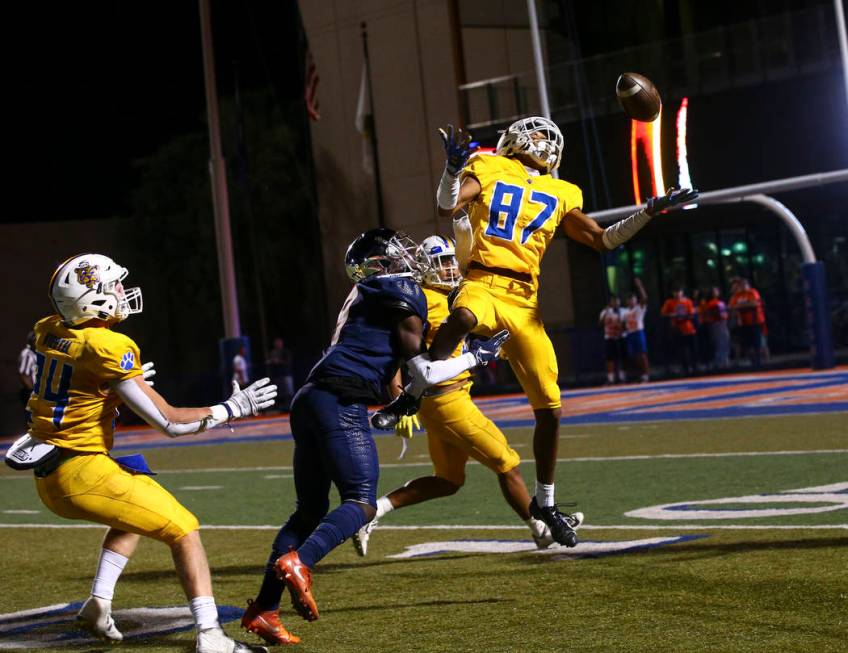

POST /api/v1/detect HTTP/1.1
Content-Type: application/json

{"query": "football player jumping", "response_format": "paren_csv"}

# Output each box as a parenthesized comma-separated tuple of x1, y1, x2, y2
(430, 118, 698, 547)
(241, 228, 508, 646)
(9, 254, 273, 653)
(352, 235, 581, 556)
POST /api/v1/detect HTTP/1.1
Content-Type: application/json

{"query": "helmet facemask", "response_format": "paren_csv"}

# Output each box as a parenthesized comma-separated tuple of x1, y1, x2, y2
(346, 231, 430, 283)
(50, 254, 143, 325)
(419, 235, 461, 290)
(496, 116, 564, 173)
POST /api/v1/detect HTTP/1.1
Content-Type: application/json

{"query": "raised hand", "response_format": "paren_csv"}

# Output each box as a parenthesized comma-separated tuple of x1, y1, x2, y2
(646, 186, 699, 215)
(438, 124, 478, 175)
(224, 378, 277, 419)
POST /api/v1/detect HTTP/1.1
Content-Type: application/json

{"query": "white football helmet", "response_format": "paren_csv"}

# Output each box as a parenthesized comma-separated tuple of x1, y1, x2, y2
(420, 235, 460, 290)
(496, 116, 564, 173)
(49, 254, 143, 325)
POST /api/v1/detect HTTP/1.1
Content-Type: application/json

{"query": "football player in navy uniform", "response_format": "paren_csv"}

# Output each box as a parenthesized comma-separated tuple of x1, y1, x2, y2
(241, 228, 508, 646)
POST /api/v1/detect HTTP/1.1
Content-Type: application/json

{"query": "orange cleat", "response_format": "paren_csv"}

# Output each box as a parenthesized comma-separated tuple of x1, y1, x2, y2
(274, 550, 320, 622)
(241, 599, 301, 646)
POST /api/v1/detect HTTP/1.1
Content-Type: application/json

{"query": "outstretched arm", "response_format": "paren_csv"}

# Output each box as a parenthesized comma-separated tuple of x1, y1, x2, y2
(568, 187, 699, 252)
(113, 375, 276, 437)
(635, 277, 648, 305)
(436, 124, 482, 218)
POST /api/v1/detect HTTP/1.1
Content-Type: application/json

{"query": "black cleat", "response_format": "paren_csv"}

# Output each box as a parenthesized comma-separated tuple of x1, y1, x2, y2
(529, 497, 581, 548)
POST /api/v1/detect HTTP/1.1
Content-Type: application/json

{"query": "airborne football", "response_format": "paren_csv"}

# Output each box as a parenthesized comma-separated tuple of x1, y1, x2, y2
(2, 2, 847, 652)
(616, 72, 662, 122)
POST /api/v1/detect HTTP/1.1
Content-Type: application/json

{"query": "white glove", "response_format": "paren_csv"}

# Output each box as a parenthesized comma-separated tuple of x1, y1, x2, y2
(223, 378, 277, 419)
(142, 361, 156, 387)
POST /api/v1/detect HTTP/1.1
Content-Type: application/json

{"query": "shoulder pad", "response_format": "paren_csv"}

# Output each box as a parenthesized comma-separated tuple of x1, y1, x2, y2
(359, 276, 427, 320)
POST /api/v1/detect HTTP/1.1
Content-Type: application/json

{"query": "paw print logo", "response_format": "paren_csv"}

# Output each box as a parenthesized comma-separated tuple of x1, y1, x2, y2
(120, 351, 135, 371)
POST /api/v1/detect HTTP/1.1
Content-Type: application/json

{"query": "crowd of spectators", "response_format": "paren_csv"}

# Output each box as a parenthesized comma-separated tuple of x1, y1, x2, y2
(600, 277, 768, 383)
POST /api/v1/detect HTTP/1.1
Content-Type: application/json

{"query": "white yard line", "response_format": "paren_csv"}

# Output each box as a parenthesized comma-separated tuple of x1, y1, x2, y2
(1, 448, 846, 481)
(0, 523, 845, 530)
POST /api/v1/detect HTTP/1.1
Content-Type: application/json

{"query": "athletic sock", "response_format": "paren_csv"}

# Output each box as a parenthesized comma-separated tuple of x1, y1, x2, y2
(189, 596, 220, 632)
(375, 496, 394, 520)
(525, 517, 547, 538)
(535, 482, 556, 508)
(91, 548, 129, 601)
(297, 503, 368, 568)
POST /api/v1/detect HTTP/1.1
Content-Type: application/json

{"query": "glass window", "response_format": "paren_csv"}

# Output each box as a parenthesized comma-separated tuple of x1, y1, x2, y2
(690, 231, 721, 294)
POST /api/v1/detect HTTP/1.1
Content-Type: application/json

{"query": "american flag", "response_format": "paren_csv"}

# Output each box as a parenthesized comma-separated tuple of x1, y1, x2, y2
(304, 49, 320, 121)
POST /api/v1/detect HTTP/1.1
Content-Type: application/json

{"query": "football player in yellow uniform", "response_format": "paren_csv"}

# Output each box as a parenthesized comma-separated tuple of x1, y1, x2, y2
(12, 254, 277, 652)
(352, 235, 582, 556)
(431, 118, 698, 546)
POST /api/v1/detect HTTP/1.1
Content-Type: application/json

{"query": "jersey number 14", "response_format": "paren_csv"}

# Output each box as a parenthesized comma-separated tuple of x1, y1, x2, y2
(32, 353, 74, 428)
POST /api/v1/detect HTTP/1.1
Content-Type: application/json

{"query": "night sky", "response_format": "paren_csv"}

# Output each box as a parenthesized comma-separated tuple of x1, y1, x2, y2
(6, 1, 300, 223)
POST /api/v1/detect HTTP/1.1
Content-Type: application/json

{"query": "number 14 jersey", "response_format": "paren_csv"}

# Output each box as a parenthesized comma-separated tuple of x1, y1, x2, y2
(461, 152, 583, 290)
(27, 315, 143, 453)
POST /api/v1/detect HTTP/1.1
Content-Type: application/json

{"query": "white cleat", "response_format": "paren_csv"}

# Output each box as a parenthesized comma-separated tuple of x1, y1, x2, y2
(77, 596, 123, 642)
(196, 627, 269, 653)
(351, 518, 379, 557)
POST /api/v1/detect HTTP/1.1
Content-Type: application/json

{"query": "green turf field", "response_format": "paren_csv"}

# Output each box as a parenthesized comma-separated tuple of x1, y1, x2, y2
(1, 413, 846, 652)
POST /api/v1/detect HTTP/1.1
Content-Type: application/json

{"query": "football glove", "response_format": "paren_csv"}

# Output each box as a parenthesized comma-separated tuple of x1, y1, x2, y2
(438, 124, 478, 176)
(224, 378, 277, 419)
(468, 329, 510, 366)
(396, 414, 420, 460)
(646, 186, 699, 216)
(371, 391, 421, 431)
(141, 361, 156, 387)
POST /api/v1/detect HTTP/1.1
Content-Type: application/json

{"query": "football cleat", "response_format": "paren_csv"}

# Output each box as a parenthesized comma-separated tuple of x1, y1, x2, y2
(240, 599, 300, 646)
(529, 498, 582, 548)
(196, 627, 269, 653)
(76, 596, 123, 642)
(274, 550, 319, 622)
(352, 518, 379, 557)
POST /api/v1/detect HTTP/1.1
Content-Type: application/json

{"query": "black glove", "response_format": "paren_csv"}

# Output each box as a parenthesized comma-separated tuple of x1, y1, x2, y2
(646, 186, 699, 216)
(371, 391, 422, 431)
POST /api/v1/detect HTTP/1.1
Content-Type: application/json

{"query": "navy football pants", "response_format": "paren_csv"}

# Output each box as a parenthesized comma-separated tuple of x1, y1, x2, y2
(256, 384, 379, 607)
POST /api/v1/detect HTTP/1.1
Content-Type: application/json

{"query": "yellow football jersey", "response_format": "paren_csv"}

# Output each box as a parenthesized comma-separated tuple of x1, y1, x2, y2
(422, 286, 470, 387)
(27, 315, 143, 453)
(461, 152, 583, 287)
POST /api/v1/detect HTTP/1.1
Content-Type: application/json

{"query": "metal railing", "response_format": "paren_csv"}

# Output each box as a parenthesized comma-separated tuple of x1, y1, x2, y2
(460, 5, 839, 129)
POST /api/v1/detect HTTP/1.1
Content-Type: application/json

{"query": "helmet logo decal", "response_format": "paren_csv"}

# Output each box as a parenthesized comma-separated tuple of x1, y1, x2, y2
(120, 351, 135, 371)
(74, 262, 100, 289)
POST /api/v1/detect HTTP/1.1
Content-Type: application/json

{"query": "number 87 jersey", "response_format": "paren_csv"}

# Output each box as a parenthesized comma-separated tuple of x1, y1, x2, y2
(27, 315, 143, 453)
(461, 152, 583, 289)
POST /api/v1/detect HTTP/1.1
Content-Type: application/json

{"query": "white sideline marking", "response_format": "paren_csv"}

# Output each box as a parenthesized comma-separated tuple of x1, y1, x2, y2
(1, 523, 846, 531)
(1, 449, 846, 481)
(263, 474, 293, 479)
(2, 510, 39, 514)
(176, 485, 222, 491)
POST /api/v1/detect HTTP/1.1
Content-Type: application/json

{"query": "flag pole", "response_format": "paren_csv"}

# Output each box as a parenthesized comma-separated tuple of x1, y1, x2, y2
(360, 22, 386, 228)
(199, 0, 241, 338)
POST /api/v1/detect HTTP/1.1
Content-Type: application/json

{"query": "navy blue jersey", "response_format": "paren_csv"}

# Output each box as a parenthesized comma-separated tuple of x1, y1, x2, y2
(307, 275, 427, 402)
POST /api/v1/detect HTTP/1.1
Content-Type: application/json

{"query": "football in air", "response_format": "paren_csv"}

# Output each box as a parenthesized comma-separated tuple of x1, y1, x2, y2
(616, 72, 662, 122)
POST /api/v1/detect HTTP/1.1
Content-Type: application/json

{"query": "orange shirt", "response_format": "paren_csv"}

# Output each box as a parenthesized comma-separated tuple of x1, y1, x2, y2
(730, 289, 765, 326)
(661, 297, 696, 335)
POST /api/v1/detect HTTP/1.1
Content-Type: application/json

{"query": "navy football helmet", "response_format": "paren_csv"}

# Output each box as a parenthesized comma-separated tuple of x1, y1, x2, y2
(344, 228, 428, 283)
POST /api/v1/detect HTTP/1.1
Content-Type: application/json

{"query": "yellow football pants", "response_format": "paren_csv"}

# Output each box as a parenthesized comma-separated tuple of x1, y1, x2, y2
(36, 453, 199, 544)
(451, 270, 561, 410)
(419, 385, 521, 487)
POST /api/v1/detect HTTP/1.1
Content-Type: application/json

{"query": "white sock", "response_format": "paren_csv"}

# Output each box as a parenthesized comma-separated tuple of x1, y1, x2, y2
(535, 482, 555, 508)
(525, 518, 547, 537)
(189, 596, 220, 632)
(91, 549, 129, 601)
(375, 496, 394, 520)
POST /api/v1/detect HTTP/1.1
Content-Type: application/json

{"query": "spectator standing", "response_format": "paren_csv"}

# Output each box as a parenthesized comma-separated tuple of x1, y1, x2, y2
(622, 278, 650, 383)
(729, 278, 765, 368)
(599, 296, 626, 384)
(267, 337, 294, 409)
(701, 287, 731, 369)
(661, 287, 697, 375)
(17, 331, 37, 408)
(232, 345, 249, 386)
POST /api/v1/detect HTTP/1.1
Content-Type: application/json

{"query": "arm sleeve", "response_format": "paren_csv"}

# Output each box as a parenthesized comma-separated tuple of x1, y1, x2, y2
(405, 352, 478, 397)
(112, 379, 228, 438)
